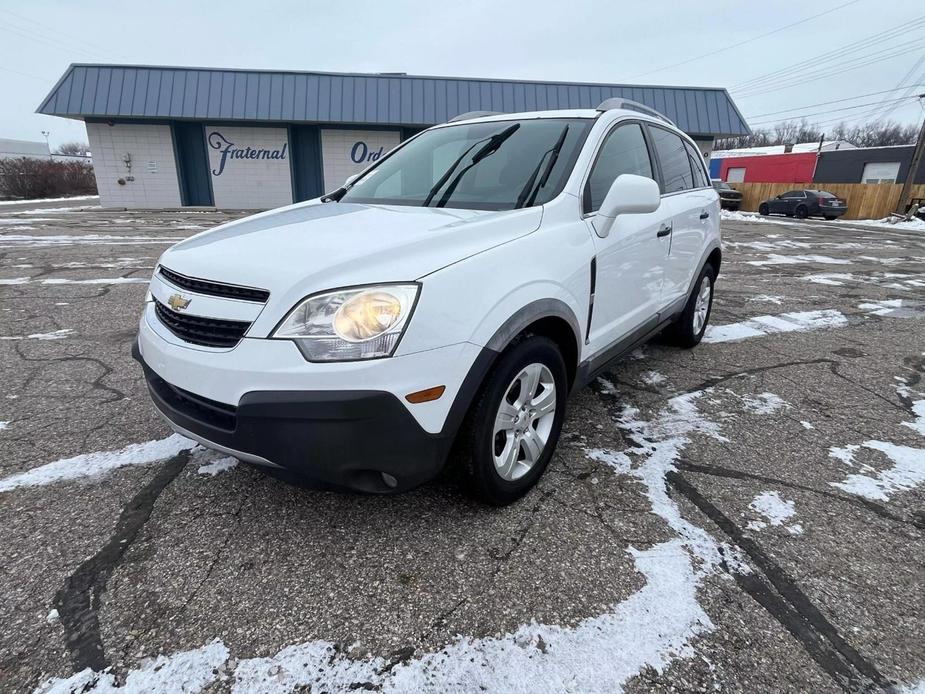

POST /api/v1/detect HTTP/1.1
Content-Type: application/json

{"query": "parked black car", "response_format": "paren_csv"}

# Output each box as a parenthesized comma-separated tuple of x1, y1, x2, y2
(711, 179, 743, 211)
(758, 189, 848, 220)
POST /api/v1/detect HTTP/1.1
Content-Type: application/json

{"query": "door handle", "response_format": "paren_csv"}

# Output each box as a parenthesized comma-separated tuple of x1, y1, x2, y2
(699, 211, 710, 220)
(656, 224, 672, 238)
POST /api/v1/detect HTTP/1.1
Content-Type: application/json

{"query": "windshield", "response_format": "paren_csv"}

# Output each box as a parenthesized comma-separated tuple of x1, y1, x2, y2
(339, 118, 592, 211)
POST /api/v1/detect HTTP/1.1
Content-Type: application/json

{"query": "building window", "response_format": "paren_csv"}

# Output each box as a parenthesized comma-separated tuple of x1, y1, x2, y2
(861, 161, 900, 184)
(727, 167, 746, 183)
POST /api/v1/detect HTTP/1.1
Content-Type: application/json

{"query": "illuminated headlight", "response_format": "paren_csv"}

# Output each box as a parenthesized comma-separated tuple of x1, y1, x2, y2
(272, 284, 420, 361)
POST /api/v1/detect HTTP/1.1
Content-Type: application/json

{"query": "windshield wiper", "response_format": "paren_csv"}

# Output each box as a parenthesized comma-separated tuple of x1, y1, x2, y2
(423, 123, 521, 208)
(514, 124, 569, 209)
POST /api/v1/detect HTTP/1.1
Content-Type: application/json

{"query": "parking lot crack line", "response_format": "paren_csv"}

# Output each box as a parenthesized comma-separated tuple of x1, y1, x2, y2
(53, 450, 190, 673)
(665, 471, 893, 693)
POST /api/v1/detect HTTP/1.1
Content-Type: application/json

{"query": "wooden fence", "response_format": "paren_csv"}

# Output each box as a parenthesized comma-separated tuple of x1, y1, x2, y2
(728, 182, 925, 220)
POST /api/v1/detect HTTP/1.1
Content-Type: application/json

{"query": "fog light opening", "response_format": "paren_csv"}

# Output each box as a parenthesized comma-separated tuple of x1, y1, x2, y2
(381, 472, 398, 489)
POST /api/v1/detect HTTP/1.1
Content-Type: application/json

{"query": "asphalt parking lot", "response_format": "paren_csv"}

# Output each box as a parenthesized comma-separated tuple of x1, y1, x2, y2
(1, 204, 923, 693)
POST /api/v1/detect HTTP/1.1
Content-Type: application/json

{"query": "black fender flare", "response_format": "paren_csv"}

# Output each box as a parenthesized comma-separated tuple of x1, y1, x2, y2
(438, 298, 582, 442)
(685, 242, 722, 297)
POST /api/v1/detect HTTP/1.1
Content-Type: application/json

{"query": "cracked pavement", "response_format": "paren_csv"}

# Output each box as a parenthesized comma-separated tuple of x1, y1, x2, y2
(0, 207, 923, 692)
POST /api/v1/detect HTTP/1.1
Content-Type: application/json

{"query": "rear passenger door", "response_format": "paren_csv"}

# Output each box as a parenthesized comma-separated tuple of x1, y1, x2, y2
(646, 125, 714, 308)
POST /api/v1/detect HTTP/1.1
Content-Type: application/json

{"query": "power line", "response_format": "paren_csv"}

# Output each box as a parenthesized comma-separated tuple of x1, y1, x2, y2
(744, 86, 925, 119)
(736, 39, 925, 96)
(747, 96, 919, 126)
(0, 7, 119, 60)
(628, 0, 863, 79)
(735, 43, 925, 98)
(732, 16, 925, 90)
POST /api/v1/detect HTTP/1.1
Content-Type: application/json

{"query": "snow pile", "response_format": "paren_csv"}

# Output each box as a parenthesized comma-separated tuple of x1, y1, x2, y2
(845, 217, 925, 232)
(0, 194, 98, 207)
(703, 309, 848, 343)
(0, 434, 194, 492)
(828, 382, 925, 502)
(747, 294, 786, 305)
(720, 210, 802, 226)
(746, 491, 802, 535)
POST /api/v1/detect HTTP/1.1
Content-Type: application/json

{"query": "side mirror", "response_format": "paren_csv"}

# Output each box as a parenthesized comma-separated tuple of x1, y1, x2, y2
(344, 173, 360, 187)
(592, 174, 661, 238)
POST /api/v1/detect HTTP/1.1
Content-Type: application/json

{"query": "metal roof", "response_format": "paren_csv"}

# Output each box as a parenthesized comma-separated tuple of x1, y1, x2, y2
(37, 64, 750, 137)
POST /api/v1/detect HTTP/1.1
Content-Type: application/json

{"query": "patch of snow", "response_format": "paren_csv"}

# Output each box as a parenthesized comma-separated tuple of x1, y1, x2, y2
(802, 273, 854, 286)
(21, 206, 96, 214)
(46, 609, 59, 623)
(830, 442, 925, 501)
(35, 640, 229, 694)
(746, 491, 796, 533)
(738, 392, 788, 415)
(197, 457, 238, 476)
(828, 386, 925, 501)
(747, 294, 786, 305)
(0, 234, 184, 249)
(0, 421, 8, 432)
(800, 420, 814, 430)
(703, 309, 848, 343)
(858, 299, 925, 319)
(41, 277, 148, 285)
(641, 370, 667, 386)
(584, 448, 632, 474)
(747, 253, 852, 267)
(0, 277, 31, 285)
(0, 329, 73, 341)
(0, 434, 194, 492)
(596, 376, 619, 395)
(787, 524, 804, 535)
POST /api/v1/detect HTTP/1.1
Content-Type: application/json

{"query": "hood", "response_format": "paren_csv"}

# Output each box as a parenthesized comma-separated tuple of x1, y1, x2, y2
(159, 201, 542, 298)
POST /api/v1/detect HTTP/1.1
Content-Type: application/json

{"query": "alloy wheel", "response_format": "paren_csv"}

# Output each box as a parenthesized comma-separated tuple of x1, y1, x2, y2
(492, 363, 557, 481)
(692, 276, 712, 335)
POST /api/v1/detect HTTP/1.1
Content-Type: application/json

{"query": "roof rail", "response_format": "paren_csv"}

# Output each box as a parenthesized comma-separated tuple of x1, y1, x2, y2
(448, 110, 504, 123)
(596, 98, 674, 126)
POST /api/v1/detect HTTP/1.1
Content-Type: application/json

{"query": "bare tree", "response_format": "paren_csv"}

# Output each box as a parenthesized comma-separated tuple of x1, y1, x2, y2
(716, 120, 919, 150)
(55, 141, 91, 157)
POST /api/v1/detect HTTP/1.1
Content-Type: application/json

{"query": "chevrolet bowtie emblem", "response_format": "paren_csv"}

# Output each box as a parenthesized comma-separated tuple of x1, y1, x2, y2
(167, 293, 191, 311)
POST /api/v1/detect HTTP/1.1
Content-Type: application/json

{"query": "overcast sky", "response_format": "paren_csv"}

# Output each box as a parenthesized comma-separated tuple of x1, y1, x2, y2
(2, 0, 922, 149)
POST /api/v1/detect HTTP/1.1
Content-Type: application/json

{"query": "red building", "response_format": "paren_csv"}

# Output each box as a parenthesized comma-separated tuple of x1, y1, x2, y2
(719, 152, 817, 184)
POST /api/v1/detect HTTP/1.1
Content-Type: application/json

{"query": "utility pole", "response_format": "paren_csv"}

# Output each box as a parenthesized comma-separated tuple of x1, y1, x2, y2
(895, 94, 925, 215)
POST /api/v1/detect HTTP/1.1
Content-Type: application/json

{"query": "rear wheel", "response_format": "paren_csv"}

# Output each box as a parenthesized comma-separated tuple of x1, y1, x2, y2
(457, 336, 567, 505)
(665, 264, 715, 348)
(795, 205, 808, 219)
(758, 203, 769, 216)
(824, 215, 837, 221)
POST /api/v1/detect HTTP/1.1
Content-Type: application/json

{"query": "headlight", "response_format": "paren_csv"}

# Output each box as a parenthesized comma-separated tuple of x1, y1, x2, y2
(272, 284, 420, 361)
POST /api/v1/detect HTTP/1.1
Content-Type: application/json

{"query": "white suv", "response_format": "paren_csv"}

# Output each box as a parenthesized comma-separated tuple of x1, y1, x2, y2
(135, 99, 721, 505)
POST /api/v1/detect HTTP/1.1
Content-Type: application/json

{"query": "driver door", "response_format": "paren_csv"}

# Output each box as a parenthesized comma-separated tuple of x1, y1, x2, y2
(583, 121, 671, 356)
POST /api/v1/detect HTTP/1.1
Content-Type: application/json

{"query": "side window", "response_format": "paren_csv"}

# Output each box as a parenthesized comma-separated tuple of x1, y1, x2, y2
(649, 126, 694, 194)
(584, 123, 654, 214)
(684, 141, 708, 188)
(782, 190, 803, 198)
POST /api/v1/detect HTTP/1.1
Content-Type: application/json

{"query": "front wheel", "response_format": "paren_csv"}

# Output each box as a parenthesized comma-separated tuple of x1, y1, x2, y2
(665, 264, 715, 348)
(758, 203, 769, 216)
(456, 336, 567, 505)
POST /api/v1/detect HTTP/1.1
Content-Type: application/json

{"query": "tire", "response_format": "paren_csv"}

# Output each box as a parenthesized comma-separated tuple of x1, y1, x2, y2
(456, 335, 567, 505)
(665, 264, 716, 348)
(824, 215, 837, 221)
(795, 205, 808, 219)
(758, 203, 769, 216)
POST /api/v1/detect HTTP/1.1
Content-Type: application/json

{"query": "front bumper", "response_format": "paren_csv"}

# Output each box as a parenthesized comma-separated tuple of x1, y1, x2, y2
(135, 304, 494, 493)
(136, 344, 452, 492)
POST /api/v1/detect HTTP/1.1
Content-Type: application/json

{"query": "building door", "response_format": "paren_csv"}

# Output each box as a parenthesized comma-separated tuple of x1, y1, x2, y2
(290, 126, 324, 202)
(172, 123, 213, 207)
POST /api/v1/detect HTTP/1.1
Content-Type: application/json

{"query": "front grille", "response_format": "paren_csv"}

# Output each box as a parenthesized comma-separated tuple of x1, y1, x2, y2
(158, 266, 270, 303)
(154, 298, 250, 348)
(147, 369, 236, 431)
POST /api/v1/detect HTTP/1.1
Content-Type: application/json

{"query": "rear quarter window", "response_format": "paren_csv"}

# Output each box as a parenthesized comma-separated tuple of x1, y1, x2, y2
(649, 126, 694, 194)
